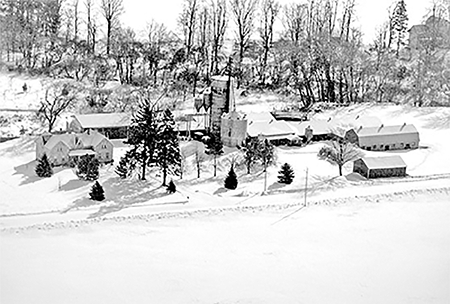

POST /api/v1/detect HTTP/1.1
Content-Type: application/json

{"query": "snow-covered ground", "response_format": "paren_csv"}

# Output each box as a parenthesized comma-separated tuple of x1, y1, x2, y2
(1, 191, 449, 304)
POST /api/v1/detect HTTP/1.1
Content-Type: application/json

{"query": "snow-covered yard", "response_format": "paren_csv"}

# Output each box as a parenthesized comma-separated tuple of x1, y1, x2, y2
(1, 191, 449, 304)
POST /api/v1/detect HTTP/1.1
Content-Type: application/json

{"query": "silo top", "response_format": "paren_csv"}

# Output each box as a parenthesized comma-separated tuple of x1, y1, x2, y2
(211, 75, 232, 89)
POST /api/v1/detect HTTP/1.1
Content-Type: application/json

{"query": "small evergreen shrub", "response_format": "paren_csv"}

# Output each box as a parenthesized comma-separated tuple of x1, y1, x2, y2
(224, 165, 238, 190)
(166, 180, 176, 194)
(115, 156, 129, 179)
(278, 163, 295, 184)
(89, 181, 105, 201)
(35, 154, 53, 177)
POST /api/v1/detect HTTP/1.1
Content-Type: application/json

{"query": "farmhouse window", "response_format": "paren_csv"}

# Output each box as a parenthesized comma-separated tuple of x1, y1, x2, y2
(106, 152, 110, 159)
(373, 145, 376, 149)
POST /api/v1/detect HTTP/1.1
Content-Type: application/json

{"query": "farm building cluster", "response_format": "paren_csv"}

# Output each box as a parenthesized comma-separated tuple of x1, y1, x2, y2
(35, 75, 419, 179)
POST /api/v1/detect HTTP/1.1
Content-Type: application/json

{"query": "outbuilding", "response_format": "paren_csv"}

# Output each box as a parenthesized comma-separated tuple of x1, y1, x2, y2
(345, 123, 419, 151)
(353, 156, 407, 179)
(69, 113, 131, 139)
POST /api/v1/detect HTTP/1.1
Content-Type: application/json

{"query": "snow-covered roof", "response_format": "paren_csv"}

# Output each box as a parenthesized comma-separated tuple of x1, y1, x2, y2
(359, 156, 407, 170)
(73, 113, 131, 129)
(247, 120, 296, 138)
(289, 119, 331, 136)
(355, 124, 418, 137)
(43, 131, 108, 150)
(245, 112, 275, 123)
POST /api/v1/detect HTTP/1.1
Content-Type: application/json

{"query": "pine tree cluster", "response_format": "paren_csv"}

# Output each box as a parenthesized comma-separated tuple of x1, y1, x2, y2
(117, 98, 181, 185)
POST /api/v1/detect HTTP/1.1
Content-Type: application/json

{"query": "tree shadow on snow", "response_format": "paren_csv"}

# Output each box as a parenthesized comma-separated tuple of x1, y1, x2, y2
(13, 160, 40, 185)
(86, 178, 171, 218)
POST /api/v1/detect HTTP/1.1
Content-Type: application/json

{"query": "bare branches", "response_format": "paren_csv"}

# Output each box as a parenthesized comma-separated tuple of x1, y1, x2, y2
(100, 0, 124, 55)
(39, 83, 76, 132)
(230, 0, 258, 64)
(317, 141, 364, 176)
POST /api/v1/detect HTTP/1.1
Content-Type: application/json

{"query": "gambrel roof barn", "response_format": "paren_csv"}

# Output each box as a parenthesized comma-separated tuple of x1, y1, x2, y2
(345, 123, 419, 151)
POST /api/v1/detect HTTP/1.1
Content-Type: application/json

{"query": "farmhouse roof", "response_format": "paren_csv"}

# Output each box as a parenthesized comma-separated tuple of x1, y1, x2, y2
(73, 113, 131, 129)
(355, 124, 418, 137)
(247, 120, 296, 138)
(359, 156, 407, 169)
(43, 131, 108, 150)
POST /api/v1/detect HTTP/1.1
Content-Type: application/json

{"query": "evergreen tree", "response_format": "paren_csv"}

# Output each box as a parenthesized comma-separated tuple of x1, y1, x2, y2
(77, 155, 99, 180)
(115, 154, 130, 178)
(277, 163, 295, 184)
(155, 109, 181, 186)
(224, 164, 238, 190)
(205, 129, 224, 177)
(126, 96, 160, 180)
(89, 181, 105, 201)
(85, 157, 100, 181)
(391, 0, 408, 56)
(35, 153, 53, 178)
(166, 180, 176, 194)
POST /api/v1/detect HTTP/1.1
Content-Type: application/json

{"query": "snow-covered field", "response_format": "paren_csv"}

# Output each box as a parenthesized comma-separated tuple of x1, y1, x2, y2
(1, 191, 449, 304)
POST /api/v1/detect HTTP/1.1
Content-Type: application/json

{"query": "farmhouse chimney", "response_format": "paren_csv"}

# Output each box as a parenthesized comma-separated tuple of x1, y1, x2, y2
(378, 124, 384, 132)
(400, 123, 406, 131)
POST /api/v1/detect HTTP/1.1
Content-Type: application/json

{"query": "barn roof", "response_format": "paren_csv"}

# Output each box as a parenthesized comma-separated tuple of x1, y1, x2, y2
(359, 156, 407, 169)
(355, 124, 418, 137)
(289, 119, 331, 135)
(245, 112, 275, 123)
(73, 113, 131, 129)
(247, 120, 296, 138)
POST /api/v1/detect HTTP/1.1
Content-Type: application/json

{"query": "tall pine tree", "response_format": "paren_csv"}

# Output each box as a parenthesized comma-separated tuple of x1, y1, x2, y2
(155, 109, 181, 186)
(126, 96, 159, 180)
(35, 153, 53, 177)
(392, 0, 408, 56)
(205, 129, 224, 177)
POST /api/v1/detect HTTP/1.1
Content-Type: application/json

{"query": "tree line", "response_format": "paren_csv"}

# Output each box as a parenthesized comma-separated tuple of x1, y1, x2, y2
(1, 0, 449, 107)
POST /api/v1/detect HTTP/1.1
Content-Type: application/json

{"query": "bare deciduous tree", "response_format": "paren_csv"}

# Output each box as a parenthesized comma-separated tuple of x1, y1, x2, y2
(39, 84, 76, 132)
(317, 140, 363, 176)
(100, 0, 124, 55)
(210, 0, 228, 74)
(230, 0, 258, 66)
(259, 0, 279, 83)
(179, 0, 199, 57)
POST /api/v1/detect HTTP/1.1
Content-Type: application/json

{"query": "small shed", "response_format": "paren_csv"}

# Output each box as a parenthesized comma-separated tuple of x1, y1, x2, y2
(353, 156, 407, 179)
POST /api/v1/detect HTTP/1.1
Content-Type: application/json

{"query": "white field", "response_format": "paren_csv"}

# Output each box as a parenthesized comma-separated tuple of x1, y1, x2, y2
(1, 191, 449, 304)
(1, 72, 450, 303)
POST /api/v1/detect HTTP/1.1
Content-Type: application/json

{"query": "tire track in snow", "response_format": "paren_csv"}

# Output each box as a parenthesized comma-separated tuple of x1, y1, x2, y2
(2, 187, 449, 234)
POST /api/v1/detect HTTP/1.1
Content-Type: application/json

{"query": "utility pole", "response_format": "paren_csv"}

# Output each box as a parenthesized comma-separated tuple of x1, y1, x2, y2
(304, 167, 308, 206)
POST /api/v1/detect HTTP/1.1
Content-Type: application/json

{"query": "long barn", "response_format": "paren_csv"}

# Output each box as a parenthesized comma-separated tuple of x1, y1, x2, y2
(345, 123, 419, 151)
